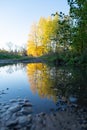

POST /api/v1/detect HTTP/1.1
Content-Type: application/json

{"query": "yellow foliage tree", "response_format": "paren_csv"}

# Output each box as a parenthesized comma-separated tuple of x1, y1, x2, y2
(27, 15, 59, 56)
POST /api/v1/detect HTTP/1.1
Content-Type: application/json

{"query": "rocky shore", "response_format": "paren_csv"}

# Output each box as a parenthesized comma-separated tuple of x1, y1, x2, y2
(0, 96, 87, 130)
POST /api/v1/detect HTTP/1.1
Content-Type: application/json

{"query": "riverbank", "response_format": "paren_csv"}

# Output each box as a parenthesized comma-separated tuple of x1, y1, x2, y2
(0, 53, 87, 67)
(0, 57, 43, 65)
(41, 53, 87, 67)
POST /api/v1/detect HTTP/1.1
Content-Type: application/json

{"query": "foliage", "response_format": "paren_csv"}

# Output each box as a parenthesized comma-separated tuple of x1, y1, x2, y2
(27, 15, 59, 56)
(67, 0, 87, 55)
(0, 48, 28, 59)
(12, 0, 85, 66)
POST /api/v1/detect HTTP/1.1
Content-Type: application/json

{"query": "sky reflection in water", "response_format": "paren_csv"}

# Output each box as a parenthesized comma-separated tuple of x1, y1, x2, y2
(0, 63, 57, 113)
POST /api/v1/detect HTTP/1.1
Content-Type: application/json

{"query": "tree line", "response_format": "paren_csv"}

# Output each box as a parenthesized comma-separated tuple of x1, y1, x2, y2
(27, 0, 87, 65)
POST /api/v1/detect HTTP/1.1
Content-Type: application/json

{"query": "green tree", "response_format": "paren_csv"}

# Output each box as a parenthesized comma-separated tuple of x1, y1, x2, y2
(51, 12, 71, 54)
(67, 0, 87, 55)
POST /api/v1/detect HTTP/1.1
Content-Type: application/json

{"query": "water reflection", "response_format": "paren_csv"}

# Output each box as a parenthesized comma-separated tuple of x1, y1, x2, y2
(0, 64, 26, 74)
(26, 63, 57, 101)
(26, 63, 87, 106)
(0, 63, 87, 109)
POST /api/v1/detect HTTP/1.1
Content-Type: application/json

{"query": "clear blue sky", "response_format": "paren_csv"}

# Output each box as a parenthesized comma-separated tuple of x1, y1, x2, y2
(0, 0, 69, 49)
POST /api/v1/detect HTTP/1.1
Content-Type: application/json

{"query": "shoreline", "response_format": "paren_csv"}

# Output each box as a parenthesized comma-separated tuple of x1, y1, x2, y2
(0, 97, 87, 130)
(0, 58, 43, 65)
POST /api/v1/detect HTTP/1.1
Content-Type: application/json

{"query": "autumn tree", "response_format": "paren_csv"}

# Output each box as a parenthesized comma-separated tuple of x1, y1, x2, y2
(27, 16, 59, 56)
(27, 23, 39, 56)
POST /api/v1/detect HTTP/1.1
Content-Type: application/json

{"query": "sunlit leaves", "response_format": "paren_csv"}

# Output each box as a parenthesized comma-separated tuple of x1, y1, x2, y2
(27, 15, 59, 56)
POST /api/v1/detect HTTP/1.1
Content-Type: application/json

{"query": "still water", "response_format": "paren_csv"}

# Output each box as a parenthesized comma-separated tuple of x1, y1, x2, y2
(0, 63, 87, 114)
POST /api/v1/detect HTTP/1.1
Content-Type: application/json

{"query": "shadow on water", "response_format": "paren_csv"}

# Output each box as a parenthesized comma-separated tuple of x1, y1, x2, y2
(26, 63, 87, 107)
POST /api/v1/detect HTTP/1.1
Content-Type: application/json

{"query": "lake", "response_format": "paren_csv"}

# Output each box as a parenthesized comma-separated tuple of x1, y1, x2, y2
(0, 63, 87, 114)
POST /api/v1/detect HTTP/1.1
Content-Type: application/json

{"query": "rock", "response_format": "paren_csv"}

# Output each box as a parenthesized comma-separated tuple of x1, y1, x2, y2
(50, 108, 54, 112)
(71, 104, 78, 108)
(6, 119, 18, 127)
(27, 114, 32, 122)
(0, 127, 8, 130)
(22, 102, 32, 107)
(18, 99, 24, 102)
(8, 105, 21, 113)
(0, 109, 6, 114)
(0, 102, 2, 105)
(24, 99, 30, 102)
(1, 111, 13, 120)
(9, 99, 17, 103)
(2, 103, 6, 106)
(21, 107, 32, 115)
(38, 112, 46, 117)
(1, 92, 6, 94)
(18, 102, 24, 105)
(4, 105, 9, 109)
(15, 111, 23, 116)
(69, 96, 77, 103)
(31, 124, 35, 130)
(18, 116, 29, 126)
(81, 124, 87, 129)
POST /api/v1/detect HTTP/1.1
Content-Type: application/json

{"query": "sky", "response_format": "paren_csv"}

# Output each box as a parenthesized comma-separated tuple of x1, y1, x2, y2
(0, 0, 69, 50)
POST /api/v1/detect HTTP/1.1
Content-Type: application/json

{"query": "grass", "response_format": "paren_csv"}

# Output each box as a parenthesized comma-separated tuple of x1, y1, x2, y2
(40, 51, 87, 67)
(0, 51, 33, 60)
(0, 50, 87, 67)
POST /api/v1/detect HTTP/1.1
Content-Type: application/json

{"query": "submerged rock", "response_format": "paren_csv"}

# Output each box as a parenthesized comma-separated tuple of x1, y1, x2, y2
(8, 105, 21, 113)
(0, 96, 85, 130)
(21, 107, 32, 115)
(24, 99, 30, 102)
(22, 102, 32, 107)
(0, 98, 33, 129)
(9, 99, 17, 103)
(69, 96, 77, 103)
(18, 115, 29, 126)
(6, 120, 18, 127)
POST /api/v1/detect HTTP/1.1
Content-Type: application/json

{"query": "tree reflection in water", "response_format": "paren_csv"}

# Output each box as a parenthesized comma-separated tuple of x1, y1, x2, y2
(26, 63, 87, 106)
